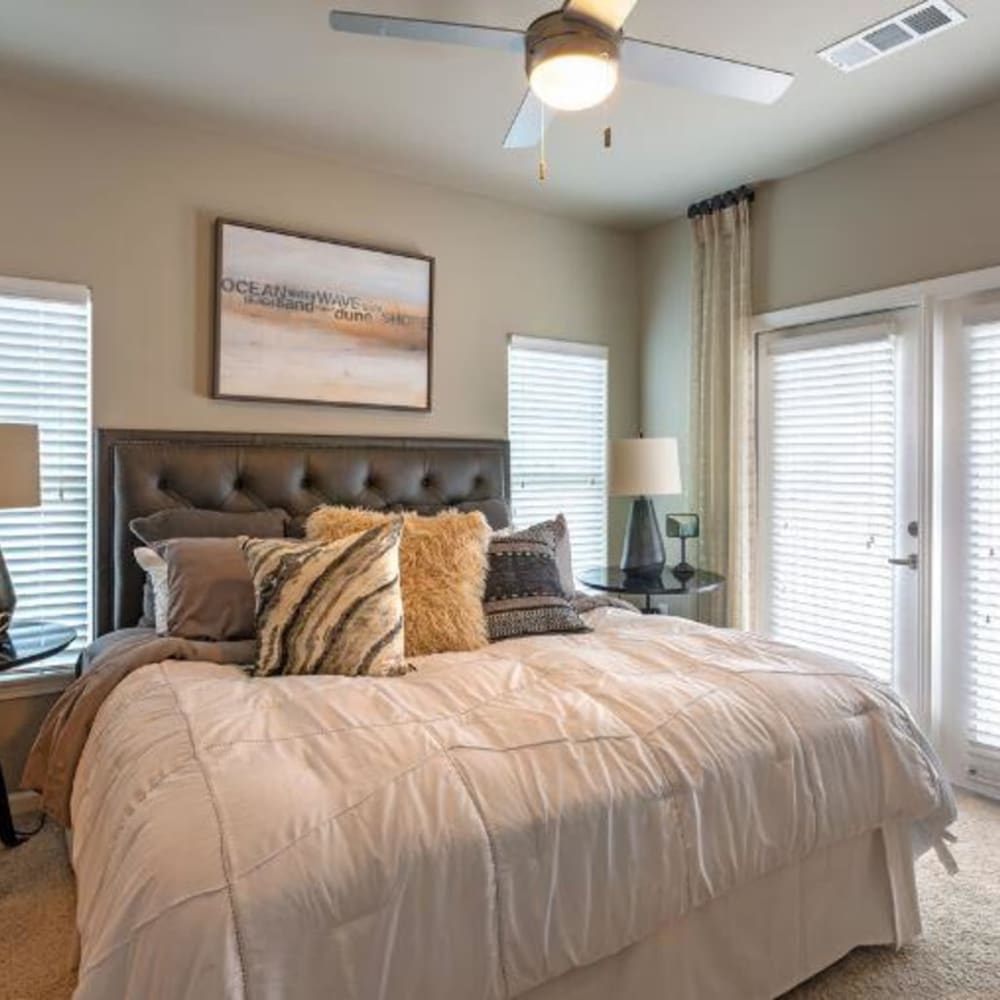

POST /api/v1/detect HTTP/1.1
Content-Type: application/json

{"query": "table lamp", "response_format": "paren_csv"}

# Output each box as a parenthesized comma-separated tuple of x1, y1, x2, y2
(609, 436, 682, 579)
(0, 424, 41, 636)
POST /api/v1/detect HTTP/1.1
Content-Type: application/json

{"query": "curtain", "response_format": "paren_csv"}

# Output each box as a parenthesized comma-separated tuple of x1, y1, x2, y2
(690, 196, 756, 629)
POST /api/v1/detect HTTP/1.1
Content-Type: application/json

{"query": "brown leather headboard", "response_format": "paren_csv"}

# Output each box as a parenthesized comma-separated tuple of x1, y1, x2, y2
(96, 429, 510, 635)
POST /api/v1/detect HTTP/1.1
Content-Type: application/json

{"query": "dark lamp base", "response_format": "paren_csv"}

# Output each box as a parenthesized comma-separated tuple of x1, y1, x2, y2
(0, 545, 14, 638)
(672, 561, 696, 582)
(620, 496, 666, 579)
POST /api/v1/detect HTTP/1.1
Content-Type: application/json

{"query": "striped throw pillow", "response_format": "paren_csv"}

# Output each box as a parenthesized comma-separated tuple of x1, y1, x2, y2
(241, 521, 409, 677)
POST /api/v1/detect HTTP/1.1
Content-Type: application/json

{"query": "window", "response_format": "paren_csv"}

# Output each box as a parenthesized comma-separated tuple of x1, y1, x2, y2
(0, 278, 91, 682)
(758, 315, 917, 689)
(945, 307, 1000, 791)
(507, 336, 608, 572)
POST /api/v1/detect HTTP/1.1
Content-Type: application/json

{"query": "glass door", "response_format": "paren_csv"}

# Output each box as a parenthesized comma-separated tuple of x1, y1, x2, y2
(757, 308, 923, 712)
(939, 293, 1000, 794)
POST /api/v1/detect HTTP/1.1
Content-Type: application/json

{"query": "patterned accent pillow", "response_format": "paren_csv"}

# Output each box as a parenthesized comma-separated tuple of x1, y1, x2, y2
(241, 521, 409, 677)
(305, 506, 491, 657)
(483, 522, 592, 641)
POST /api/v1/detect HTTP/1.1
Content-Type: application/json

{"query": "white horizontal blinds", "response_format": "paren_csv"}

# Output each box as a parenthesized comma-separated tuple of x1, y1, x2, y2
(508, 336, 608, 572)
(0, 283, 91, 676)
(964, 320, 1000, 785)
(763, 327, 897, 683)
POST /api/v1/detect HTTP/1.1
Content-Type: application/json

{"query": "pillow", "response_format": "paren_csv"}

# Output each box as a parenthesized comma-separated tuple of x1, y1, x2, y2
(130, 508, 288, 627)
(241, 522, 408, 677)
(132, 538, 262, 640)
(306, 506, 491, 657)
(133, 547, 169, 632)
(405, 499, 512, 531)
(160, 538, 258, 640)
(483, 522, 591, 642)
(540, 514, 574, 597)
(493, 514, 574, 597)
(286, 499, 512, 540)
(130, 507, 289, 545)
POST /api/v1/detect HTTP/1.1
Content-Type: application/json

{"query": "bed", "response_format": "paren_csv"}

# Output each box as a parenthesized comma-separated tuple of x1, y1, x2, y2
(29, 429, 956, 1000)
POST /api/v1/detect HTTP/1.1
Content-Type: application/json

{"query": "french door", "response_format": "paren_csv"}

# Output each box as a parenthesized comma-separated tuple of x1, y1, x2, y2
(939, 293, 1000, 794)
(757, 308, 924, 714)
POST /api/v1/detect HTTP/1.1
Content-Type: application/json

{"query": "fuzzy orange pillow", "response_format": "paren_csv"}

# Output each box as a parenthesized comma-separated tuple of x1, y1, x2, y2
(305, 506, 491, 657)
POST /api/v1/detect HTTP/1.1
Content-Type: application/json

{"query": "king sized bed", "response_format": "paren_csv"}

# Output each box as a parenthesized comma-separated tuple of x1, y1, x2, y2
(24, 430, 956, 1000)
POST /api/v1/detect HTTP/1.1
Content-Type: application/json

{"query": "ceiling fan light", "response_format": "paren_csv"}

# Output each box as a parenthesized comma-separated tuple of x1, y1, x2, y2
(529, 52, 619, 111)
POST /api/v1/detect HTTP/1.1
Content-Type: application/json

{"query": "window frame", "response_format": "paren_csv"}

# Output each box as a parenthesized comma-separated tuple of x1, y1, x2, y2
(0, 275, 92, 698)
(506, 333, 609, 574)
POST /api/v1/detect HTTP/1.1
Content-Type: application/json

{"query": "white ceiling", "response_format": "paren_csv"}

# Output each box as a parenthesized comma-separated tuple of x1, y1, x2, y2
(2, 0, 1000, 228)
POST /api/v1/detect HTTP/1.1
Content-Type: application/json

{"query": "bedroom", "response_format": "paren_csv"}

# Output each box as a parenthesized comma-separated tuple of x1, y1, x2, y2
(0, 1, 996, 997)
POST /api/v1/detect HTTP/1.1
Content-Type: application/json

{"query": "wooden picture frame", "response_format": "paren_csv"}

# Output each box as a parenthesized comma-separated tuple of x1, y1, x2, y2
(212, 219, 434, 411)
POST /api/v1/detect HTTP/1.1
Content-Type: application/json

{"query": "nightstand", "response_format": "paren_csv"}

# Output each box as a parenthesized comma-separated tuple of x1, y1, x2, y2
(578, 566, 725, 615)
(1, 620, 76, 847)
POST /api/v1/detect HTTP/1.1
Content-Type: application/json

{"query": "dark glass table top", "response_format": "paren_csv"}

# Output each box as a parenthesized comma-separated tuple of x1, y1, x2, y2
(579, 566, 725, 596)
(0, 620, 77, 672)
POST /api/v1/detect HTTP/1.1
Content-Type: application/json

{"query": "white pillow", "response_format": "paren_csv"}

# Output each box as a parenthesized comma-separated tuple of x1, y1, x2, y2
(133, 546, 169, 635)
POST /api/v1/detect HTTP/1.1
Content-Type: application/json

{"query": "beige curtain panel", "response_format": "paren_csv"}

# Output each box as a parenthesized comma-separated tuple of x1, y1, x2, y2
(690, 195, 756, 629)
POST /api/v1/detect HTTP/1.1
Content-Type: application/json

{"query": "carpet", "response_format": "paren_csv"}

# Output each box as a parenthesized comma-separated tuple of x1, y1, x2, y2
(783, 789, 1000, 999)
(0, 792, 996, 999)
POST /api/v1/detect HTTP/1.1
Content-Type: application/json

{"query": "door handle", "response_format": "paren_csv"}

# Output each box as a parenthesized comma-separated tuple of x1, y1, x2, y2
(888, 554, 918, 570)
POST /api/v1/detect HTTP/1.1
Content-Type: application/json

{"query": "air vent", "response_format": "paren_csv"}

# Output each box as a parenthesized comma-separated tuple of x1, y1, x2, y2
(819, 1, 966, 73)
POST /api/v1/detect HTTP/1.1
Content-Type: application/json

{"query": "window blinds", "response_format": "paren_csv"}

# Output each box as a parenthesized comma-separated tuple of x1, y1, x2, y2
(0, 282, 91, 679)
(761, 330, 897, 684)
(508, 336, 608, 573)
(964, 321, 1000, 786)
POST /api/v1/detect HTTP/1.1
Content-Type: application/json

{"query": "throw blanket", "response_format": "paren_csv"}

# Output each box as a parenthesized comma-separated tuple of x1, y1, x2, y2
(22, 629, 256, 825)
(64, 612, 954, 1000)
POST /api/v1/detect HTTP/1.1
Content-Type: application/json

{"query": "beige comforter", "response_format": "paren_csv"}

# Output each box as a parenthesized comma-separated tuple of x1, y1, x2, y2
(68, 611, 954, 1000)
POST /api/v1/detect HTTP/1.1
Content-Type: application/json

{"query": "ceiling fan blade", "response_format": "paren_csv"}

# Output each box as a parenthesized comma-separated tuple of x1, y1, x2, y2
(503, 91, 550, 150)
(621, 38, 793, 104)
(562, 0, 640, 32)
(329, 10, 523, 54)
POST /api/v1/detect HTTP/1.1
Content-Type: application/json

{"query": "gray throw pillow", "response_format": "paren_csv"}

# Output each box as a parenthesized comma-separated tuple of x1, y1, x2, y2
(130, 507, 288, 627)
(130, 507, 288, 545)
(153, 537, 258, 641)
(483, 522, 591, 642)
(547, 514, 574, 597)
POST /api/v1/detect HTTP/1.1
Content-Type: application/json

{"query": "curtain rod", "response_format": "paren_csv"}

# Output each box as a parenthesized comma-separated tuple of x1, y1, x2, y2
(687, 184, 755, 219)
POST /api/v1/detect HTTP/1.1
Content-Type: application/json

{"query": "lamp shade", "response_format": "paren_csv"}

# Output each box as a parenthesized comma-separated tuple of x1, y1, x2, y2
(609, 437, 682, 497)
(0, 424, 41, 510)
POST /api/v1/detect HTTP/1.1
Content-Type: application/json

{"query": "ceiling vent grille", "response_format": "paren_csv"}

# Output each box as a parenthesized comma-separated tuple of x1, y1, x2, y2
(819, 1, 966, 73)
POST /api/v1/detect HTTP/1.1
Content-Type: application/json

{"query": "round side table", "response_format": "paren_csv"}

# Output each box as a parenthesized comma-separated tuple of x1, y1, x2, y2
(578, 566, 725, 615)
(0, 620, 76, 847)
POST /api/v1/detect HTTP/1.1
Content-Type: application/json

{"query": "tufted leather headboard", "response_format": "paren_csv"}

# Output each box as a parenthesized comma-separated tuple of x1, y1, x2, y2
(96, 429, 510, 636)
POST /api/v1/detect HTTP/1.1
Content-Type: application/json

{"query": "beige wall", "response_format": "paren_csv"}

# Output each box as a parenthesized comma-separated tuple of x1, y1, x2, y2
(640, 95, 1000, 533)
(754, 97, 1000, 314)
(0, 85, 641, 784)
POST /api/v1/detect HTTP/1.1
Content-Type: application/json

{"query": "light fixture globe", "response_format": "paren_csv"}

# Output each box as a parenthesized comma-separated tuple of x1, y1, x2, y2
(525, 11, 621, 112)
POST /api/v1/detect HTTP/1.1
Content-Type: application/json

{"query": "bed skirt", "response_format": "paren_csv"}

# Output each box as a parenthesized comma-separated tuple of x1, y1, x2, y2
(522, 823, 918, 1000)
(64, 820, 918, 999)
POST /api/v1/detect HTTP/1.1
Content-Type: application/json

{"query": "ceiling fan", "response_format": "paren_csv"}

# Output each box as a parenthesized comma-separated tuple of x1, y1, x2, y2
(329, 1, 794, 150)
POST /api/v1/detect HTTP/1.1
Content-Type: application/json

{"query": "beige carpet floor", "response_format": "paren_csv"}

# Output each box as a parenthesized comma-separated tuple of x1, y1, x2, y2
(1, 791, 997, 1000)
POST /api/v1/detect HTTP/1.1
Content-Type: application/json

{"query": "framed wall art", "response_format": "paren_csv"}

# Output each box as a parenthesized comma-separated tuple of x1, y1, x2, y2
(213, 219, 434, 410)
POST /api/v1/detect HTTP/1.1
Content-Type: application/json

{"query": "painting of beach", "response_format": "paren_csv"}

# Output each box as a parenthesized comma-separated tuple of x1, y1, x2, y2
(213, 220, 433, 409)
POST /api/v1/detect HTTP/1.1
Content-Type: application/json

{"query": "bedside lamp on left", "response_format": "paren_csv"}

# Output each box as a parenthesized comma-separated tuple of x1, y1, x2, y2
(0, 424, 40, 636)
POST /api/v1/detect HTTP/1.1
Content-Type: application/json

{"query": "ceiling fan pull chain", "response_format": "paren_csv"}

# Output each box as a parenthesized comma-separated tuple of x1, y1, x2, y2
(604, 126, 612, 149)
(538, 103, 548, 181)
